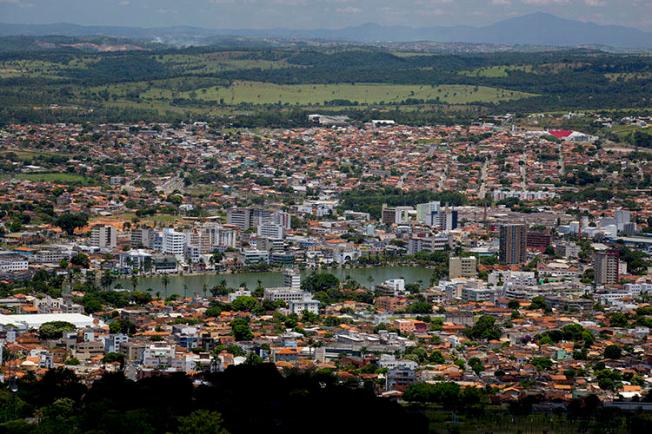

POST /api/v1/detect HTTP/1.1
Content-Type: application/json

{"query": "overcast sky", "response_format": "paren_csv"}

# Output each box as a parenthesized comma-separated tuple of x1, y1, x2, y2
(1, 0, 651, 30)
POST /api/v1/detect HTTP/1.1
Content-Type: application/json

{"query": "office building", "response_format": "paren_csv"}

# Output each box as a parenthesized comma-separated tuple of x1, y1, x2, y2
(499, 224, 527, 265)
(593, 250, 620, 286)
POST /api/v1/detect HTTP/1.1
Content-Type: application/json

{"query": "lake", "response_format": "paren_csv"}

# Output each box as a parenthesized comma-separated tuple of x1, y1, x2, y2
(118, 266, 438, 296)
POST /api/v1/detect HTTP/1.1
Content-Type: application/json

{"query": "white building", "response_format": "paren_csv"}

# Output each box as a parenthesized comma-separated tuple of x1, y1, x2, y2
(162, 228, 186, 255)
(0, 254, 28, 273)
(462, 287, 495, 303)
(0, 313, 101, 330)
(283, 268, 301, 290)
(408, 234, 448, 254)
(242, 249, 269, 265)
(257, 222, 284, 239)
(264, 287, 308, 304)
(289, 297, 320, 315)
(142, 343, 176, 369)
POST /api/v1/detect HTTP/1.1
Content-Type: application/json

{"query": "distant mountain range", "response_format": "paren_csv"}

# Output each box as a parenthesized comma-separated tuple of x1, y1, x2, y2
(2, 13, 651, 49)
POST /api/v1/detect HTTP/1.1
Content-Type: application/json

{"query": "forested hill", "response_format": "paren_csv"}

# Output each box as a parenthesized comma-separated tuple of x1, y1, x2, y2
(1, 43, 652, 125)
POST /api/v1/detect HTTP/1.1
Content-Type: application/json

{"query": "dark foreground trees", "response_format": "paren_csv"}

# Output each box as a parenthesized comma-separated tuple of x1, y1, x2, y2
(1, 364, 427, 434)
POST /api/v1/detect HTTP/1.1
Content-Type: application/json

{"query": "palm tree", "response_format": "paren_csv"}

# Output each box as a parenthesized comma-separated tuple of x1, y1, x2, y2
(130, 274, 139, 292)
(162, 274, 170, 299)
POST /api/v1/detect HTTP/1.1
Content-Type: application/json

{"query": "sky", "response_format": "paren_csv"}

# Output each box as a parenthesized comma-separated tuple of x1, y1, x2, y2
(1, 0, 651, 31)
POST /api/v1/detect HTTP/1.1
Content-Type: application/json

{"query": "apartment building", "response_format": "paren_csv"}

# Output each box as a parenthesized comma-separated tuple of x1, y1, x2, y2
(499, 224, 527, 265)
(449, 256, 478, 279)
(161, 228, 186, 256)
(593, 250, 620, 286)
(90, 225, 117, 250)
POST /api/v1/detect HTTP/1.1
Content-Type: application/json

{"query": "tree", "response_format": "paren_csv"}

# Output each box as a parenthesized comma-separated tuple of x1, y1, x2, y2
(464, 315, 502, 341)
(604, 345, 622, 360)
(39, 321, 75, 340)
(101, 271, 116, 290)
(102, 352, 125, 369)
(109, 319, 136, 335)
(81, 293, 103, 313)
(608, 312, 629, 328)
(301, 272, 340, 293)
(231, 317, 253, 341)
(468, 357, 484, 376)
(530, 357, 553, 372)
(403, 382, 462, 409)
(429, 350, 445, 364)
(162, 274, 170, 298)
(507, 300, 520, 310)
(407, 301, 432, 314)
(130, 274, 139, 292)
(55, 212, 89, 236)
(528, 296, 546, 310)
(210, 251, 224, 266)
(177, 410, 231, 434)
(230, 296, 258, 312)
(70, 252, 90, 269)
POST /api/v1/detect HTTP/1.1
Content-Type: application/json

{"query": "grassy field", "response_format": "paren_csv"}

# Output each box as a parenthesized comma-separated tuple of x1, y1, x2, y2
(611, 124, 652, 139)
(148, 81, 535, 105)
(15, 172, 96, 185)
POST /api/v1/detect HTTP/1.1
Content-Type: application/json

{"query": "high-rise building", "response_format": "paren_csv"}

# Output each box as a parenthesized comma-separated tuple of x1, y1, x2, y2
(227, 208, 252, 230)
(416, 202, 440, 226)
(615, 210, 631, 231)
(90, 225, 117, 250)
(131, 228, 156, 249)
(440, 206, 458, 231)
(499, 224, 527, 265)
(593, 250, 620, 286)
(449, 256, 478, 279)
(161, 228, 186, 255)
(227, 207, 285, 231)
(272, 211, 292, 230)
(202, 223, 238, 249)
(283, 268, 301, 290)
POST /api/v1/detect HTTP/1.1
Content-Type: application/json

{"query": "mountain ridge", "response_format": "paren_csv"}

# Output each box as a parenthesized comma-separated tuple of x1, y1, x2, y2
(1, 13, 651, 49)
